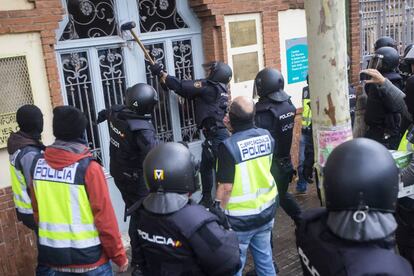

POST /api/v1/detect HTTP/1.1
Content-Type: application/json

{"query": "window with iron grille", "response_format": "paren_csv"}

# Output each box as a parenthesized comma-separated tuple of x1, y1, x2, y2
(172, 39, 200, 142)
(60, 0, 119, 41)
(144, 43, 174, 142)
(61, 51, 102, 161)
(138, 0, 188, 33)
(0, 56, 33, 148)
(98, 48, 127, 108)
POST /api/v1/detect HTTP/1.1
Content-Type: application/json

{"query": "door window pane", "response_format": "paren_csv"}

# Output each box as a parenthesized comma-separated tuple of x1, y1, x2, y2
(61, 52, 102, 162)
(144, 43, 174, 142)
(229, 20, 257, 48)
(232, 52, 259, 83)
(138, 0, 188, 33)
(60, 0, 119, 41)
(98, 47, 126, 107)
(172, 39, 200, 142)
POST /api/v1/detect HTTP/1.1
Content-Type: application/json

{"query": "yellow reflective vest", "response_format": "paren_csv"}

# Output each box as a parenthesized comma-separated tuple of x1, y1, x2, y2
(399, 130, 414, 152)
(32, 155, 102, 265)
(302, 87, 312, 128)
(222, 128, 278, 217)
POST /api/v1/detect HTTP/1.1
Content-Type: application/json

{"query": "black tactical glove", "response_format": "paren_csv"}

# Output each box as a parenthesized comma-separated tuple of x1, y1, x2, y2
(149, 62, 165, 77)
(96, 109, 108, 124)
(209, 200, 231, 230)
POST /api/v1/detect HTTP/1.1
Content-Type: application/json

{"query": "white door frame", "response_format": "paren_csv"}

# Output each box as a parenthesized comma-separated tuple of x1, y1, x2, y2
(224, 13, 264, 99)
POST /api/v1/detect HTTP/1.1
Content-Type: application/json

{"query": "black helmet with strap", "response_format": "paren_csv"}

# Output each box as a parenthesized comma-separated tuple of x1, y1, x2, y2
(374, 46, 400, 73)
(125, 83, 158, 116)
(324, 138, 399, 213)
(374, 36, 397, 51)
(254, 68, 290, 102)
(143, 142, 200, 194)
(203, 61, 233, 84)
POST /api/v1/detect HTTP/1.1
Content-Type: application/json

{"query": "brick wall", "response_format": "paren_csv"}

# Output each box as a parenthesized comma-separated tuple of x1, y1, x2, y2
(0, 0, 64, 107)
(349, 0, 361, 84)
(0, 1, 63, 274)
(189, 0, 304, 69)
(0, 187, 37, 275)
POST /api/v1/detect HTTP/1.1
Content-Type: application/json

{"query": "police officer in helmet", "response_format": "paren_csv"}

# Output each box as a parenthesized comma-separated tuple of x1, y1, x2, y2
(374, 36, 398, 51)
(128, 142, 241, 276)
(150, 61, 231, 207)
(97, 83, 159, 275)
(254, 68, 302, 223)
(296, 138, 413, 276)
(364, 46, 404, 149)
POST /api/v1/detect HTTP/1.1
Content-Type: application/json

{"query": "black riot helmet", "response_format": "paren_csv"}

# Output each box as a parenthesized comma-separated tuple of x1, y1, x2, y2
(254, 68, 290, 102)
(143, 142, 200, 194)
(125, 83, 158, 116)
(324, 138, 399, 213)
(373, 46, 400, 73)
(203, 61, 232, 84)
(374, 36, 397, 51)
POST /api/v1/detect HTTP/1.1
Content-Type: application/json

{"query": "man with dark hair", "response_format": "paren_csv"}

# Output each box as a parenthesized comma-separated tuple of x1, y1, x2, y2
(216, 96, 278, 276)
(31, 106, 128, 275)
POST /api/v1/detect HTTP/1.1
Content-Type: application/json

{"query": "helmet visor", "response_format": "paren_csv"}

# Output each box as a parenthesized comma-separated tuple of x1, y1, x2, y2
(367, 54, 384, 70)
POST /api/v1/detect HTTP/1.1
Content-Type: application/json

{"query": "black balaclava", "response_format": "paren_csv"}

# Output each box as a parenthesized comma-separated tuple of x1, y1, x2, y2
(53, 106, 87, 141)
(16, 104, 44, 139)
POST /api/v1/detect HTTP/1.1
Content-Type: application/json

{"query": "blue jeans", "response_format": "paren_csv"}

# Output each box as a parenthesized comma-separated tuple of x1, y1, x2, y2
(36, 264, 55, 276)
(235, 220, 276, 276)
(297, 131, 312, 191)
(53, 262, 113, 276)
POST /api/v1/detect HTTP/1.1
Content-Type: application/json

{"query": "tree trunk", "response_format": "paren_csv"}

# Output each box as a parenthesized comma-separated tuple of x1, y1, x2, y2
(304, 0, 353, 204)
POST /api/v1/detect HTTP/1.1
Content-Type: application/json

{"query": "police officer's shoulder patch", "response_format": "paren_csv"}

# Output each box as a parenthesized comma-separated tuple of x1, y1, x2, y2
(194, 81, 203, 88)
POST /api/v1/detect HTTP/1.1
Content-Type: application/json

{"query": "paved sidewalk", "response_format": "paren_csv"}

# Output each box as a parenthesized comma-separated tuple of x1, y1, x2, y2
(116, 184, 320, 276)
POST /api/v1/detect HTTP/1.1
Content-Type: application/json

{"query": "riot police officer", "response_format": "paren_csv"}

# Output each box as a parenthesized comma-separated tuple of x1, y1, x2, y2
(374, 36, 398, 51)
(128, 142, 241, 276)
(364, 46, 404, 149)
(97, 83, 159, 276)
(296, 138, 413, 276)
(254, 68, 302, 222)
(150, 61, 231, 207)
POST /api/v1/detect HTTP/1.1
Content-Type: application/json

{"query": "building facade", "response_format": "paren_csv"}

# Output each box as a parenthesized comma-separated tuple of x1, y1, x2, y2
(0, 0, 362, 274)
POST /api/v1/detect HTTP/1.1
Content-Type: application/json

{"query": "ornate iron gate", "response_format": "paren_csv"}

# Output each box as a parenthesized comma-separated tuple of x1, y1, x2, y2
(360, 0, 414, 58)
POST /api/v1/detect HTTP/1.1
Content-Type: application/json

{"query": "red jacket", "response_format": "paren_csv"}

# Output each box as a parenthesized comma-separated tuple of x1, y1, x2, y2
(31, 143, 128, 268)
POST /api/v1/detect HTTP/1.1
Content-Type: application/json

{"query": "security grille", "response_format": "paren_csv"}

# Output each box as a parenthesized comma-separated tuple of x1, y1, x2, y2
(0, 56, 33, 113)
(138, 0, 188, 33)
(60, 51, 102, 162)
(60, 0, 119, 41)
(172, 39, 200, 142)
(98, 47, 126, 107)
(360, 0, 414, 58)
(145, 43, 174, 142)
(0, 56, 33, 148)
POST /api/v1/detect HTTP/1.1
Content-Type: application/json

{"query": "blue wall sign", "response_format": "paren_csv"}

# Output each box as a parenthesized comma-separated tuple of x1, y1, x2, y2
(286, 37, 308, 84)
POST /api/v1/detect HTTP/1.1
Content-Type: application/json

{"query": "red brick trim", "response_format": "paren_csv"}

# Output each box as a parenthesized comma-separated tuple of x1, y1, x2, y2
(0, 187, 37, 275)
(349, 0, 361, 84)
(0, 0, 64, 107)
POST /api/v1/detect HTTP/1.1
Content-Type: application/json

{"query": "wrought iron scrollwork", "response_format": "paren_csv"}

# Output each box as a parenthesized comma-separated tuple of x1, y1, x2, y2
(98, 48, 126, 108)
(138, 0, 188, 33)
(61, 52, 103, 162)
(144, 43, 174, 142)
(60, 0, 118, 41)
(172, 39, 200, 142)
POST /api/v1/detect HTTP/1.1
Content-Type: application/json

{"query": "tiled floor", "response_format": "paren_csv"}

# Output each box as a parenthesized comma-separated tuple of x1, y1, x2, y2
(116, 184, 320, 276)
